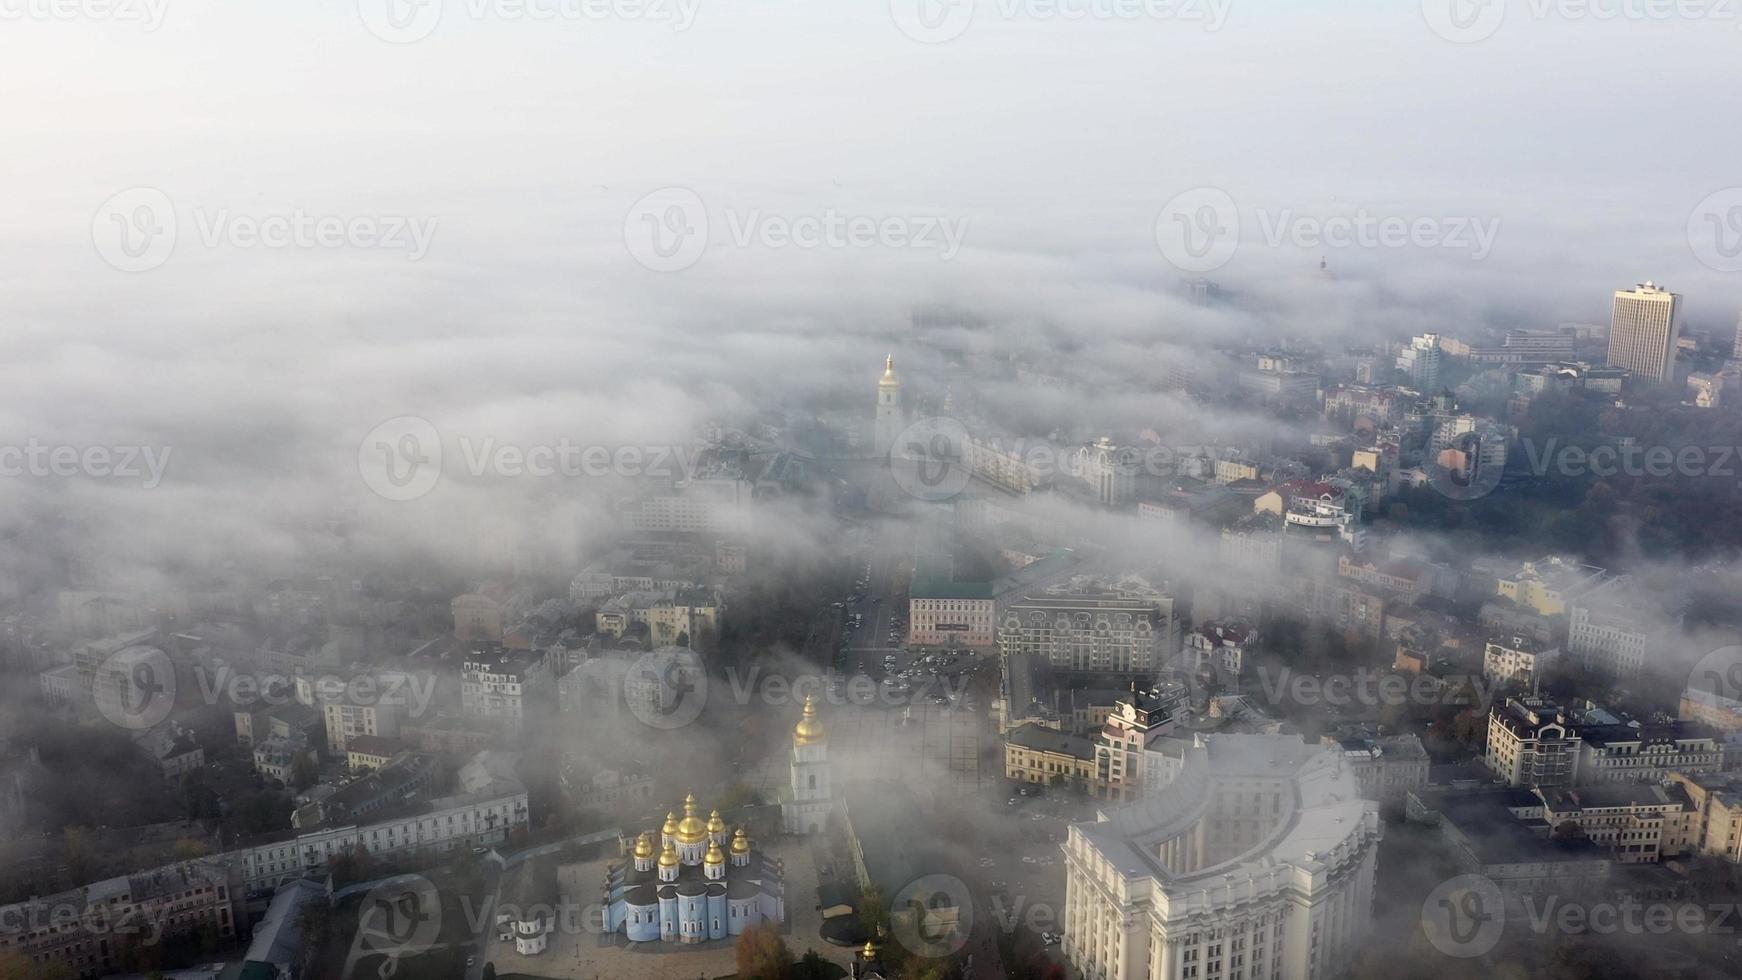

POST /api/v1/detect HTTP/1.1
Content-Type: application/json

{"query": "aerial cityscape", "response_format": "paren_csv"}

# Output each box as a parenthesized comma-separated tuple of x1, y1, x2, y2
(4, 4, 1742, 980)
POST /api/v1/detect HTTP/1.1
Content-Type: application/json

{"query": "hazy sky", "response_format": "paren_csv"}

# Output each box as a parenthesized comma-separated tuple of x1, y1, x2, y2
(3, 0, 1739, 576)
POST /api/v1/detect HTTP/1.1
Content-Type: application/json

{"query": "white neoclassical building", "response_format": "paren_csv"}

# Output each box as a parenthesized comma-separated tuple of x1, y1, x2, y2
(1062, 735, 1381, 980)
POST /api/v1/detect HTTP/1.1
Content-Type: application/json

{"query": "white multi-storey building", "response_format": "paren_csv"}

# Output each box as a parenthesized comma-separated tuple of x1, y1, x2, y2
(1482, 634, 1560, 688)
(1568, 577, 1666, 679)
(1396, 333, 1443, 391)
(1487, 697, 1580, 788)
(1606, 281, 1682, 384)
(238, 750, 528, 891)
(461, 646, 552, 736)
(999, 584, 1180, 674)
(1078, 437, 1135, 508)
(1062, 735, 1381, 980)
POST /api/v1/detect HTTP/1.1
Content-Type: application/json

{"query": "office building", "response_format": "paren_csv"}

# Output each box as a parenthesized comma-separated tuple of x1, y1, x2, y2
(1606, 281, 1682, 384)
(1062, 735, 1380, 980)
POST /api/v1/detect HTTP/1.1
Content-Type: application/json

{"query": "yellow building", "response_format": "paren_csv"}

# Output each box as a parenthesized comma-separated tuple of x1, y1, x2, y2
(1004, 723, 1097, 789)
(345, 735, 405, 772)
(597, 588, 719, 647)
(1667, 772, 1742, 862)
(1495, 556, 1608, 617)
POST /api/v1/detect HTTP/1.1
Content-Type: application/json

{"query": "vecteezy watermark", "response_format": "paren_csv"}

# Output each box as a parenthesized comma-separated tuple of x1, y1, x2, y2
(193, 665, 440, 719)
(1689, 187, 1742, 274)
(1422, 0, 1742, 43)
(1427, 435, 1742, 503)
(888, 417, 1245, 503)
(357, 0, 700, 44)
(1421, 874, 1505, 958)
(1254, 666, 1499, 711)
(92, 645, 177, 731)
(92, 187, 438, 272)
(1424, 423, 1509, 502)
(1155, 187, 1501, 273)
(0, 0, 169, 30)
(0, 440, 172, 488)
(1424, 873, 1742, 959)
(889, 0, 1231, 44)
(889, 416, 975, 503)
(1418, 0, 1508, 42)
(356, 416, 707, 501)
(0, 892, 181, 947)
(623, 187, 970, 272)
(457, 894, 609, 939)
(889, 874, 975, 958)
(1519, 438, 1742, 485)
(1687, 645, 1742, 704)
(342, 875, 445, 979)
(623, 648, 708, 730)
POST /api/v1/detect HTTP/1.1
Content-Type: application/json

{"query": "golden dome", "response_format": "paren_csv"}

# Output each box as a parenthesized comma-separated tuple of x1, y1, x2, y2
(862, 938, 878, 958)
(675, 794, 708, 844)
(658, 841, 680, 868)
(794, 694, 826, 746)
(632, 832, 655, 859)
(704, 840, 726, 865)
(707, 810, 726, 835)
(661, 812, 679, 836)
(880, 354, 898, 387)
(730, 828, 751, 854)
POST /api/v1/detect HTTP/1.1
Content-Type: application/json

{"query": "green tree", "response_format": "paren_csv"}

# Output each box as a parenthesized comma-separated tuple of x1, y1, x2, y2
(794, 949, 830, 980)
(290, 751, 319, 791)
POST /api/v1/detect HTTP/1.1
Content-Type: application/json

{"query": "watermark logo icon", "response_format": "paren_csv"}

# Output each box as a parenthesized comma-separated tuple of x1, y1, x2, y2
(890, 0, 975, 42)
(1425, 425, 1506, 501)
(1421, 0, 1506, 43)
(624, 187, 708, 272)
(1155, 187, 1239, 273)
(359, 0, 444, 43)
(1689, 188, 1742, 273)
(890, 874, 974, 958)
(1687, 646, 1742, 704)
(93, 187, 176, 273)
(890, 416, 973, 503)
(1421, 873, 1504, 958)
(94, 644, 177, 730)
(358, 416, 443, 501)
(625, 647, 708, 730)
(344, 875, 445, 978)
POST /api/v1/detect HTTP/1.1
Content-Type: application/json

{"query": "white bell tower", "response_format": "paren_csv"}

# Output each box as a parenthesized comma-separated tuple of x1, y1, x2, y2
(874, 354, 902, 456)
(783, 694, 833, 834)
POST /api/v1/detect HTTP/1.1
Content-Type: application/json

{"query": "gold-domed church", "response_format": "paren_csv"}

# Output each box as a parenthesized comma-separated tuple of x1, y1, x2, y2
(602, 793, 784, 944)
(782, 694, 834, 834)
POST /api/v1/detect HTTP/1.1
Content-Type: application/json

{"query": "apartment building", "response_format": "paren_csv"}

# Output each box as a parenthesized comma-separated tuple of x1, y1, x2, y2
(1482, 634, 1561, 689)
(1321, 732, 1430, 806)
(461, 646, 552, 736)
(240, 751, 527, 892)
(1569, 577, 1669, 679)
(1092, 684, 1189, 801)
(1487, 697, 1581, 788)
(0, 858, 239, 979)
(1003, 723, 1097, 788)
(1538, 784, 1699, 864)
(1496, 556, 1609, 617)
(1576, 720, 1722, 784)
(997, 584, 1180, 674)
